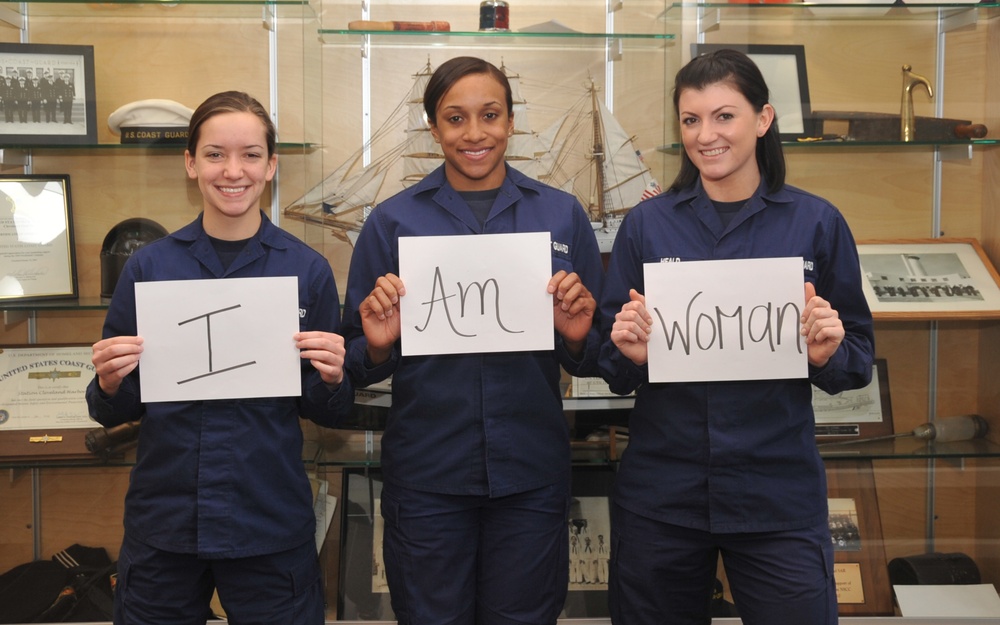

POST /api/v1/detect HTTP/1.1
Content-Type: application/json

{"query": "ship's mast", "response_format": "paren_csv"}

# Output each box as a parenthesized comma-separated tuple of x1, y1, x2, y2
(590, 82, 608, 224)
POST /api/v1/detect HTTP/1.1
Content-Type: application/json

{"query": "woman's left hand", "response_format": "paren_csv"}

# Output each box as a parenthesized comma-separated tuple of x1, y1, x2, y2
(548, 270, 596, 355)
(295, 331, 345, 386)
(800, 282, 844, 368)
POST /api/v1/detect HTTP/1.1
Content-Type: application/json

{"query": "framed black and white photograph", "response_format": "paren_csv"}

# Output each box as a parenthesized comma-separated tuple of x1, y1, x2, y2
(0, 174, 78, 302)
(857, 238, 1000, 320)
(0, 43, 97, 145)
(691, 43, 818, 141)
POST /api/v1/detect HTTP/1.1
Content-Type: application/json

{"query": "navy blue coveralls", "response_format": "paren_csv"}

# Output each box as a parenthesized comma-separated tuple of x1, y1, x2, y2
(342, 164, 604, 625)
(86, 213, 354, 625)
(598, 179, 875, 625)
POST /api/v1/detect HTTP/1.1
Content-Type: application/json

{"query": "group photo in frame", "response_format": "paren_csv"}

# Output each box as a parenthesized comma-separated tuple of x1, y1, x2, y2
(0, 173, 78, 302)
(690, 43, 819, 141)
(0, 42, 97, 145)
(856, 238, 1000, 320)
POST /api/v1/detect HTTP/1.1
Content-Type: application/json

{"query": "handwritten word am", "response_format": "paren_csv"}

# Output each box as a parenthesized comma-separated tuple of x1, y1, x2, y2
(415, 266, 523, 338)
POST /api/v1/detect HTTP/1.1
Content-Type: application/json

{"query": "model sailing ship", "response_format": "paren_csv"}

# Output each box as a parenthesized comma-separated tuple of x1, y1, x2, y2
(282, 61, 661, 253)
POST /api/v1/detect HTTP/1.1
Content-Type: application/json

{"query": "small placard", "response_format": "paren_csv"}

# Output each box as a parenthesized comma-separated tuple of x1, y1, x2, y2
(834, 563, 866, 604)
(119, 126, 188, 145)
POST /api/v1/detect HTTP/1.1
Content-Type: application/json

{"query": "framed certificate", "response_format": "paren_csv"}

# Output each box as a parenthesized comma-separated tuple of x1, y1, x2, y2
(0, 174, 78, 302)
(0, 345, 97, 461)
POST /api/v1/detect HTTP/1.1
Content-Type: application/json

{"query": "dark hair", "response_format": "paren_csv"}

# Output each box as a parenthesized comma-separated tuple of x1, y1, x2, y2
(669, 49, 785, 194)
(187, 91, 276, 157)
(423, 57, 513, 125)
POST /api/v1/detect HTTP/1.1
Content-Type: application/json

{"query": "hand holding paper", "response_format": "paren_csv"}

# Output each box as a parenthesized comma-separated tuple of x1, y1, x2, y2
(610, 289, 653, 366)
(91, 335, 144, 396)
(800, 281, 845, 368)
(548, 269, 596, 354)
(295, 331, 346, 386)
(359, 273, 406, 365)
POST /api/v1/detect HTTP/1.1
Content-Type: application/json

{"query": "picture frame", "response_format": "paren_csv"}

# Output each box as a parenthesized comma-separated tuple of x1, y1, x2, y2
(0, 174, 78, 302)
(691, 43, 819, 141)
(813, 358, 894, 442)
(0, 344, 99, 462)
(0, 42, 97, 146)
(856, 238, 1000, 320)
(826, 459, 894, 616)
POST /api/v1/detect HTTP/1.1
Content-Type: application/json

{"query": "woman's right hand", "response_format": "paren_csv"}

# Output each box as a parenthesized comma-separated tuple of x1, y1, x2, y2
(611, 289, 653, 366)
(91, 336, 144, 396)
(360, 273, 406, 365)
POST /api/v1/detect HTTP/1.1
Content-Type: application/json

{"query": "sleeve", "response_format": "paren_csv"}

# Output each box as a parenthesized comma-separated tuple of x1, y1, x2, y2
(85, 256, 145, 427)
(555, 198, 605, 377)
(297, 257, 356, 427)
(597, 210, 650, 395)
(809, 209, 876, 395)
(341, 208, 401, 388)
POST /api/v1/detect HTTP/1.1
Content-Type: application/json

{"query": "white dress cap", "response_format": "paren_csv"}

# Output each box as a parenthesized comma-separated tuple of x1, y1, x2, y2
(107, 99, 194, 135)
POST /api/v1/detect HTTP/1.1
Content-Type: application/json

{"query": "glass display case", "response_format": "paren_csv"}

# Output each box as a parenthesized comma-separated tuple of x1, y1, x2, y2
(1, 0, 998, 620)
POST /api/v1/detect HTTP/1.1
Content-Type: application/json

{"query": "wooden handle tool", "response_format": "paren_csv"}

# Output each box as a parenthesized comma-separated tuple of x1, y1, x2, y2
(348, 20, 451, 32)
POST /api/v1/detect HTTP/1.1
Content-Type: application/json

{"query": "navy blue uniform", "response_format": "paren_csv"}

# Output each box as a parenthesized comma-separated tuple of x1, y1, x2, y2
(599, 179, 875, 625)
(342, 164, 604, 624)
(86, 213, 353, 624)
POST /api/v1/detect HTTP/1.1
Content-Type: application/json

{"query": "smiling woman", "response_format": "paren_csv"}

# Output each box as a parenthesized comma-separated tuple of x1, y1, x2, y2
(340, 56, 606, 625)
(85, 90, 354, 625)
(598, 48, 875, 625)
(183, 92, 277, 241)
(425, 62, 513, 192)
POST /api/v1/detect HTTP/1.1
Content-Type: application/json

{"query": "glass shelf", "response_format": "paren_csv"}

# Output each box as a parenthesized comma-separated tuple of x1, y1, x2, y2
(660, 2, 1000, 22)
(819, 437, 1000, 460)
(0, 142, 316, 152)
(0, 439, 322, 470)
(314, 433, 1000, 467)
(312, 390, 1000, 467)
(1, 297, 109, 313)
(659, 138, 998, 152)
(319, 29, 673, 49)
(312, 435, 626, 468)
(0, 0, 315, 21)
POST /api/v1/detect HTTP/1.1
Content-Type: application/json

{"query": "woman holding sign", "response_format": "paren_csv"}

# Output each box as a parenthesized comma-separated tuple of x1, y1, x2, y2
(599, 49, 875, 625)
(341, 56, 604, 625)
(86, 91, 353, 624)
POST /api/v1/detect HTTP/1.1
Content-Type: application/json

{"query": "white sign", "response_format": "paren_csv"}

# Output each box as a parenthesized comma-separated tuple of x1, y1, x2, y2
(643, 257, 807, 383)
(894, 584, 1000, 617)
(399, 232, 554, 356)
(135, 276, 301, 402)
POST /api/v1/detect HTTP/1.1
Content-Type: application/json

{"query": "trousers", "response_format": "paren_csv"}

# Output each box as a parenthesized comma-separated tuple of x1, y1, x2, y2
(113, 533, 323, 625)
(609, 502, 837, 625)
(380, 479, 571, 625)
